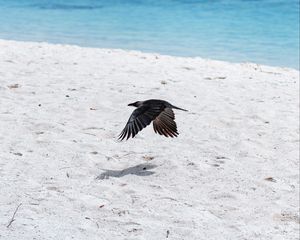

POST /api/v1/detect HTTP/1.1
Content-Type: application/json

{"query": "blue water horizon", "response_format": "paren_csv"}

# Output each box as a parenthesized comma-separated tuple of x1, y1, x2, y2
(0, 0, 299, 69)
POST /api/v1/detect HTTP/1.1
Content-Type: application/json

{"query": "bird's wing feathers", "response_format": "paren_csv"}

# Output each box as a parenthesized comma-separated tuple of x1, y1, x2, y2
(153, 108, 178, 138)
(119, 105, 162, 140)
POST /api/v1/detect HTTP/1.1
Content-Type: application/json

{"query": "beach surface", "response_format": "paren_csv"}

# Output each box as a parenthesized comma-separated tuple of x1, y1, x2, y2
(0, 39, 299, 240)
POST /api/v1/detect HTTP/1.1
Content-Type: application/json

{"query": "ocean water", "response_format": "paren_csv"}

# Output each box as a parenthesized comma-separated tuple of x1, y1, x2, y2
(0, 0, 299, 69)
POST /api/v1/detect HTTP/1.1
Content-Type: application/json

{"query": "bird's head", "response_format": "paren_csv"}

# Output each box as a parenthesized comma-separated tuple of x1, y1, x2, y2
(128, 101, 142, 107)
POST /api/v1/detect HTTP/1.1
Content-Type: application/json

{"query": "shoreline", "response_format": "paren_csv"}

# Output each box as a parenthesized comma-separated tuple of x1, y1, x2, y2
(1, 38, 298, 71)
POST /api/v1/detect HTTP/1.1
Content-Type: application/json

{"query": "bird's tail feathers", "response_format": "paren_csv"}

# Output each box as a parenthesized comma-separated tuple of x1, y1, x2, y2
(171, 105, 188, 111)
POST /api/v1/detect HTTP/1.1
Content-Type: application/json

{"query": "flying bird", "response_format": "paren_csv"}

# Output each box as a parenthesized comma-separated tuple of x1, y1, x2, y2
(119, 99, 187, 140)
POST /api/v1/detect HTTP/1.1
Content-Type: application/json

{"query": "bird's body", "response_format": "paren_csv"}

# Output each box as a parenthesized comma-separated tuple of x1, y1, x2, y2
(119, 99, 187, 140)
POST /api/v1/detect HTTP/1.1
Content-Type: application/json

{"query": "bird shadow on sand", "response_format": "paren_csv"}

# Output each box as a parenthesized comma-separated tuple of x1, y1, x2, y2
(96, 163, 157, 180)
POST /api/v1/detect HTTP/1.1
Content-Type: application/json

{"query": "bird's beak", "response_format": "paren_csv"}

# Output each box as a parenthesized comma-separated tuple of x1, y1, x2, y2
(128, 103, 134, 107)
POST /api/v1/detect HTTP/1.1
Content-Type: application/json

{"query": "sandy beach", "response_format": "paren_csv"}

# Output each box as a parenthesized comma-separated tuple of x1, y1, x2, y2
(0, 39, 299, 239)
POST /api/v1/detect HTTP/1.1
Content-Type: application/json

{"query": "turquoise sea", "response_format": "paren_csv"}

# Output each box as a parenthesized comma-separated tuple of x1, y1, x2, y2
(0, 0, 299, 69)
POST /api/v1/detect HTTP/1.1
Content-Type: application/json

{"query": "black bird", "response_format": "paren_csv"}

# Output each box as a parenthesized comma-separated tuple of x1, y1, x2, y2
(119, 99, 187, 140)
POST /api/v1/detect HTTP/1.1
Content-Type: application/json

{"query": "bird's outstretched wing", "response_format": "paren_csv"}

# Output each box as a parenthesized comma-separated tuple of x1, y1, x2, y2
(153, 108, 178, 137)
(119, 105, 162, 140)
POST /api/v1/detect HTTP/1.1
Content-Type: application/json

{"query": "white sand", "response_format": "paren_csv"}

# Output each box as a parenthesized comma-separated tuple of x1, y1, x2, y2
(0, 39, 299, 240)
